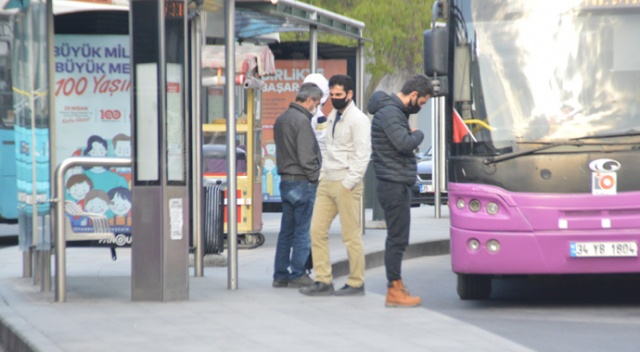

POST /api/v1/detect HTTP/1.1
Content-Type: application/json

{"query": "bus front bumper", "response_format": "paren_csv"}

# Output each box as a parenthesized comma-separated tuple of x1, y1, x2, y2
(451, 227, 640, 275)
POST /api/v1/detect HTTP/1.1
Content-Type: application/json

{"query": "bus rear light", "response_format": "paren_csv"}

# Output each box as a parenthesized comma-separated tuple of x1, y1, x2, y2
(468, 238, 480, 251)
(486, 239, 501, 253)
(469, 199, 481, 212)
(456, 199, 466, 209)
(486, 202, 499, 215)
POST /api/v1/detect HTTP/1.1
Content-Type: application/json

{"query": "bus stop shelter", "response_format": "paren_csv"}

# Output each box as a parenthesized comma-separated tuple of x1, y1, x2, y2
(6, 0, 368, 300)
(191, 0, 369, 287)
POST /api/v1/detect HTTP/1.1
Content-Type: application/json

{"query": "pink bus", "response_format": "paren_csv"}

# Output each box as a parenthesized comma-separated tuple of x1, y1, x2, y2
(425, 0, 640, 299)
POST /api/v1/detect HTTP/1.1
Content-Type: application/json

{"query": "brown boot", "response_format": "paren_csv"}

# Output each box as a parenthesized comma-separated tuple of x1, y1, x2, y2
(385, 280, 421, 307)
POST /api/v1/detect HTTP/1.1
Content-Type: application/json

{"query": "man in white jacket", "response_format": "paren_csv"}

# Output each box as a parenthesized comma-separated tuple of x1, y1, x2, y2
(300, 74, 372, 297)
(303, 73, 330, 158)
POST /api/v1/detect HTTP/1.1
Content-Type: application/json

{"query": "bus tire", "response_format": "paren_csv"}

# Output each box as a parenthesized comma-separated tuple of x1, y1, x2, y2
(457, 274, 492, 300)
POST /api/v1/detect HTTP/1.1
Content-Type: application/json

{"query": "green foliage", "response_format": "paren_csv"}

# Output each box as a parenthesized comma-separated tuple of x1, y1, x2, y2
(282, 0, 435, 80)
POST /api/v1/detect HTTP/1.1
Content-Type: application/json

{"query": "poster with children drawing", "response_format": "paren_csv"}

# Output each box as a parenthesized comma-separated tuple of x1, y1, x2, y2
(55, 35, 132, 240)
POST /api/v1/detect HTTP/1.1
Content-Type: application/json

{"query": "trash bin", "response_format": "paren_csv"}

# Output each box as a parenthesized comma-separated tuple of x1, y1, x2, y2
(203, 182, 225, 255)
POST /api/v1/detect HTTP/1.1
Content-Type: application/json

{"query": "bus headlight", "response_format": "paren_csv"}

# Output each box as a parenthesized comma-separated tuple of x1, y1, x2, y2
(467, 238, 480, 251)
(486, 202, 499, 215)
(469, 199, 481, 212)
(456, 199, 465, 209)
(486, 239, 501, 253)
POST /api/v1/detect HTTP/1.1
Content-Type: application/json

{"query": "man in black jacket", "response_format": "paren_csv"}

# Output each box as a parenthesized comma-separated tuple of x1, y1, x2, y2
(368, 74, 433, 307)
(272, 83, 323, 289)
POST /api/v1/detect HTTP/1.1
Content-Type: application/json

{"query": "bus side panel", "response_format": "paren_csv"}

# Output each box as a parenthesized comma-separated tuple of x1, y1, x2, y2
(0, 129, 17, 222)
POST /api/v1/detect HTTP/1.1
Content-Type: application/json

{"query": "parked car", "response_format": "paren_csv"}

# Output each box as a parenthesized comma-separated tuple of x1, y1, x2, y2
(411, 147, 448, 206)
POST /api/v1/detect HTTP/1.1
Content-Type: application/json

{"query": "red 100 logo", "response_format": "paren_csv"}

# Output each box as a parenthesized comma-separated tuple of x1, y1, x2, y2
(100, 109, 122, 120)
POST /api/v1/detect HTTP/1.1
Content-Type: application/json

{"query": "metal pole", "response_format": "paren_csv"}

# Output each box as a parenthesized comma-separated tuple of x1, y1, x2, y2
(356, 39, 365, 111)
(356, 35, 365, 234)
(309, 13, 318, 74)
(44, 0, 56, 293)
(224, 0, 238, 290)
(191, 10, 204, 277)
(355, 29, 383, 223)
(432, 97, 441, 218)
(41, 249, 51, 292)
(23, 250, 32, 278)
(438, 95, 446, 211)
(27, 0, 40, 285)
(54, 157, 131, 302)
(33, 250, 40, 285)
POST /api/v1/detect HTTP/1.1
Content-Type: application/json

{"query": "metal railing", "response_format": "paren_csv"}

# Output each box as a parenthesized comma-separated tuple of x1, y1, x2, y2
(52, 157, 131, 302)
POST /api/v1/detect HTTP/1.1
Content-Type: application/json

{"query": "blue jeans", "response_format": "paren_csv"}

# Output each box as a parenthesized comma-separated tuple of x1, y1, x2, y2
(273, 180, 317, 281)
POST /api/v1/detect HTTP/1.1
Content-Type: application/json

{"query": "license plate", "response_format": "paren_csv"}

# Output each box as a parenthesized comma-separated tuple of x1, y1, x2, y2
(419, 184, 433, 193)
(570, 241, 638, 257)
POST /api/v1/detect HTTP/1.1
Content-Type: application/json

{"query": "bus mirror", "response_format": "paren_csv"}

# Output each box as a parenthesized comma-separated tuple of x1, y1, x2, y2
(424, 28, 448, 76)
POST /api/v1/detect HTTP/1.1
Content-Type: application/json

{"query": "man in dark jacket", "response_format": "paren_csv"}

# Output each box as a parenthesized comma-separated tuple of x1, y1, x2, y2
(368, 74, 433, 307)
(272, 83, 323, 289)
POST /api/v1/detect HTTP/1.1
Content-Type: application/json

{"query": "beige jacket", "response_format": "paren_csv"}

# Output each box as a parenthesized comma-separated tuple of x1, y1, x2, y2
(321, 101, 371, 190)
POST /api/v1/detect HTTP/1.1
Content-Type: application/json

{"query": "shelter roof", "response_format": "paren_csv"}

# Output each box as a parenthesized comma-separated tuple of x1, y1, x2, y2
(3, 0, 368, 42)
(234, 0, 366, 42)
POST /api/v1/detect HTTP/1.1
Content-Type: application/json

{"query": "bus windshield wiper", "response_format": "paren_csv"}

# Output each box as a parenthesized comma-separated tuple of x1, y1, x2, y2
(484, 130, 640, 165)
(571, 129, 640, 141)
(483, 141, 584, 165)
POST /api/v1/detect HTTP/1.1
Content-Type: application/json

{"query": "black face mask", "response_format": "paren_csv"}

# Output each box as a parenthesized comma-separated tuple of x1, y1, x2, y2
(408, 97, 422, 114)
(331, 97, 350, 110)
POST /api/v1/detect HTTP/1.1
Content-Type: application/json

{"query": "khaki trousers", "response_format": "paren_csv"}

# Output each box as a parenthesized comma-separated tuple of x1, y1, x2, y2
(310, 180, 364, 287)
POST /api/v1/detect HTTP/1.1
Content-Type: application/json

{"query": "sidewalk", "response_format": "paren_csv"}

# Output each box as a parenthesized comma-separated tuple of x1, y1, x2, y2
(0, 206, 531, 352)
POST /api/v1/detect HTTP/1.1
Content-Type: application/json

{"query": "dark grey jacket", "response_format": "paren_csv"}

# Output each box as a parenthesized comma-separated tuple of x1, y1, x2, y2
(274, 103, 322, 183)
(367, 91, 424, 186)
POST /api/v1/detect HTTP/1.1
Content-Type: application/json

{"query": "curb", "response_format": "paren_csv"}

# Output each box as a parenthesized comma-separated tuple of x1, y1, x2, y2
(332, 239, 450, 278)
(0, 321, 35, 352)
(189, 239, 451, 273)
(0, 313, 44, 352)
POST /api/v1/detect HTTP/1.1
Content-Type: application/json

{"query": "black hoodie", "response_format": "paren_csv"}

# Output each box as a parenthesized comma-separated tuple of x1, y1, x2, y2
(367, 91, 424, 186)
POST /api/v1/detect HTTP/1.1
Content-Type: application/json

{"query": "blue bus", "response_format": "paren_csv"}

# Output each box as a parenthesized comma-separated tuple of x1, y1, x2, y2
(0, 13, 16, 224)
(0, 3, 129, 227)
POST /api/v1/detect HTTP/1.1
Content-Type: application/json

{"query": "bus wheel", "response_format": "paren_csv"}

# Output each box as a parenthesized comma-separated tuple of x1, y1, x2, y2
(457, 274, 492, 300)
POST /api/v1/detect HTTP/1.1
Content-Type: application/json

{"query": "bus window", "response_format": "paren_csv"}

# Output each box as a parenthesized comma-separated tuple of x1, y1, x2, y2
(0, 40, 12, 129)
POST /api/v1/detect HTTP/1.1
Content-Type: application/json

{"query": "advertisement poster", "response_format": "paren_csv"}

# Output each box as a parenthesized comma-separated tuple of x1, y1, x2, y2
(260, 59, 347, 202)
(166, 63, 184, 182)
(54, 35, 132, 241)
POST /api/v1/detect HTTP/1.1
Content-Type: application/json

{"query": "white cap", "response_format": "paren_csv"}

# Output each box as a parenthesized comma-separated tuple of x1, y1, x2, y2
(303, 73, 329, 104)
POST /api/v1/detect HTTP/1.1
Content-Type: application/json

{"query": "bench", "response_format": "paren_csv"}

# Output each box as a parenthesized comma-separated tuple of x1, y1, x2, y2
(64, 201, 116, 242)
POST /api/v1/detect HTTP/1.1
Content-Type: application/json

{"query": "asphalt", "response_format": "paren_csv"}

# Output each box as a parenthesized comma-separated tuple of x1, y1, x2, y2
(0, 225, 18, 248)
(0, 206, 533, 352)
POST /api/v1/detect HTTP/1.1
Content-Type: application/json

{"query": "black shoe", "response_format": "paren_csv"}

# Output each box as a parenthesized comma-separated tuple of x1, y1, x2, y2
(272, 279, 288, 288)
(287, 274, 314, 288)
(299, 281, 334, 296)
(333, 284, 365, 296)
